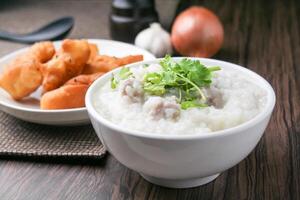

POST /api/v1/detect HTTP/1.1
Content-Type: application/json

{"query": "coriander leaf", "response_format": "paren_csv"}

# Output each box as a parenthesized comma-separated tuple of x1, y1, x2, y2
(162, 71, 177, 86)
(143, 56, 221, 110)
(208, 66, 221, 71)
(119, 67, 132, 79)
(181, 100, 208, 110)
(159, 55, 175, 70)
(144, 73, 162, 84)
(178, 58, 195, 73)
(111, 75, 118, 89)
(143, 82, 166, 95)
(110, 68, 132, 89)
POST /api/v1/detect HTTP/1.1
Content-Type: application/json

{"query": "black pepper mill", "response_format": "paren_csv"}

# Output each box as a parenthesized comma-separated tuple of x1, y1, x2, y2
(110, 0, 159, 43)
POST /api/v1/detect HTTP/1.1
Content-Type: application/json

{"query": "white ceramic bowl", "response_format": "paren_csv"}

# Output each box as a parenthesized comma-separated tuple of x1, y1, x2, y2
(86, 58, 276, 188)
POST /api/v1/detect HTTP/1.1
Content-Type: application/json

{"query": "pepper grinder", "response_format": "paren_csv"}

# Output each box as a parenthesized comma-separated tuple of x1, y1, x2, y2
(110, 0, 159, 43)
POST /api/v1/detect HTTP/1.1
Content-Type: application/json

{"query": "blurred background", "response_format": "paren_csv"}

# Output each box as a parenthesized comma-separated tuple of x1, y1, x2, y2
(0, 0, 177, 52)
(0, 0, 225, 57)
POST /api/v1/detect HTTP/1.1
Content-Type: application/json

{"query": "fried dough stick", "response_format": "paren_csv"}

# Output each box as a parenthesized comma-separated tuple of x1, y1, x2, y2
(87, 43, 99, 62)
(82, 54, 143, 74)
(40, 73, 103, 109)
(42, 39, 90, 93)
(0, 42, 55, 100)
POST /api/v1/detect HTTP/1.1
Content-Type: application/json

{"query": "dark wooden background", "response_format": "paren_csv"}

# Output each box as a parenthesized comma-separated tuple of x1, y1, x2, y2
(0, 0, 299, 199)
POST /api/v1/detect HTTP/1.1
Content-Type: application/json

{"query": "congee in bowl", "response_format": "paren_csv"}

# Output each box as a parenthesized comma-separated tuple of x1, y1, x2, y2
(93, 56, 267, 135)
(86, 56, 275, 188)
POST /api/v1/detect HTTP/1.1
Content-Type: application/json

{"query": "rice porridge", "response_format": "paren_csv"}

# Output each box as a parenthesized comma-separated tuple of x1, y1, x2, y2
(93, 57, 267, 135)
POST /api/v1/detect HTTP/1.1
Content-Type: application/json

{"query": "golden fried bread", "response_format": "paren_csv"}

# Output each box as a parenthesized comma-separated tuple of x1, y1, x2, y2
(40, 73, 103, 109)
(0, 39, 143, 109)
(41, 39, 90, 93)
(40, 84, 89, 109)
(0, 42, 55, 100)
(65, 72, 104, 86)
(29, 41, 55, 63)
(87, 43, 99, 62)
(0, 60, 42, 100)
(82, 55, 143, 74)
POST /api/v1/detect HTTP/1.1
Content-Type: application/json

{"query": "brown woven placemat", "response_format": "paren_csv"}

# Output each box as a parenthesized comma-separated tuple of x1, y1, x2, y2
(0, 111, 106, 161)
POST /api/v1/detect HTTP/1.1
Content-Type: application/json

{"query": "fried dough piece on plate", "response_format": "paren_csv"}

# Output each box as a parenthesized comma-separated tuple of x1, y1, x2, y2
(29, 41, 56, 63)
(82, 54, 143, 74)
(0, 42, 55, 100)
(65, 72, 103, 86)
(83, 55, 117, 74)
(42, 39, 90, 93)
(40, 73, 103, 109)
(87, 43, 99, 62)
(115, 55, 144, 66)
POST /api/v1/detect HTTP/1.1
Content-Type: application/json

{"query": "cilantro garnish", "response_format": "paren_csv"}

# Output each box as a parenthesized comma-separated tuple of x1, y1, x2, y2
(143, 55, 220, 109)
(110, 56, 221, 110)
(110, 67, 133, 88)
(110, 75, 118, 89)
(180, 100, 208, 110)
(119, 67, 132, 79)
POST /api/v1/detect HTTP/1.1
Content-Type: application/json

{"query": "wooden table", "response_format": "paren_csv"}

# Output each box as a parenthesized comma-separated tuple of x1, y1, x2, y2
(0, 0, 299, 199)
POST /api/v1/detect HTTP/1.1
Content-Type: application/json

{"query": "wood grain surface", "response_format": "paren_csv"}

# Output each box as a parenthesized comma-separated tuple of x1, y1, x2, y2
(0, 0, 299, 199)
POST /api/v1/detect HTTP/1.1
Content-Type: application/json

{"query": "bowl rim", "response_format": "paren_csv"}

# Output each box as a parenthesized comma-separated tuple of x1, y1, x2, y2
(86, 57, 276, 140)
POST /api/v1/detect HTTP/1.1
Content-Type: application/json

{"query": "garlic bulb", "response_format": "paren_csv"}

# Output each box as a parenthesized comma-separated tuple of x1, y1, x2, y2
(135, 23, 173, 57)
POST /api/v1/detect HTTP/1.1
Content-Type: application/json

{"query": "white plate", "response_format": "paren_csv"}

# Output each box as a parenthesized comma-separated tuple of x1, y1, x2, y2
(0, 39, 155, 125)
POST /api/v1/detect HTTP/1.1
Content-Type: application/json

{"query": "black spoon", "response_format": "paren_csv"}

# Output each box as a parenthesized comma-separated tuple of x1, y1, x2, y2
(0, 17, 74, 44)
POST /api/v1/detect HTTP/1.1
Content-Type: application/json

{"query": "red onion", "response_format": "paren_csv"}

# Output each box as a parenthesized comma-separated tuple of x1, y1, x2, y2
(171, 6, 224, 58)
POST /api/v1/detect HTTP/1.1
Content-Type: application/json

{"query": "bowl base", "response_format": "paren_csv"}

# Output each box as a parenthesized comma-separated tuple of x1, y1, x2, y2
(140, 173, 220, 188)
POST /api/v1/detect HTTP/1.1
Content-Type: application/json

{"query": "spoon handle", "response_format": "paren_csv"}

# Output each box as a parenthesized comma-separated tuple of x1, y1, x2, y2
(0, 17, 74, 44)
(0, 31, 19, 41)
(0, 31, 33, 43)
